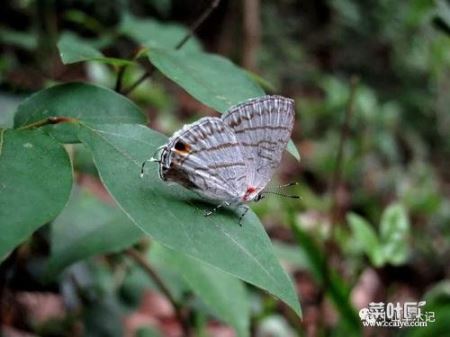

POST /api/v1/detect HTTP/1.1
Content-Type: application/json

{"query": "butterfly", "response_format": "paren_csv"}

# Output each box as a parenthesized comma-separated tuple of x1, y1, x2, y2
(141, 95, 297, 224)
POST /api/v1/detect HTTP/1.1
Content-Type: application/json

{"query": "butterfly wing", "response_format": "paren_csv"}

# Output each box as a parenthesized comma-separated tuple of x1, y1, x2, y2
(160, 117, 248, 202)
(222, 96, 295, 190)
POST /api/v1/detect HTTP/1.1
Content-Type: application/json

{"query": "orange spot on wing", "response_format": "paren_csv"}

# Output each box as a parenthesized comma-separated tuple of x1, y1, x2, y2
(173, 141, 191, 155)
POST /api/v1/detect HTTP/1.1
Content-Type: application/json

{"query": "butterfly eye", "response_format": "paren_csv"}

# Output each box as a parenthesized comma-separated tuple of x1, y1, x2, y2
(173, 141, 191, 154)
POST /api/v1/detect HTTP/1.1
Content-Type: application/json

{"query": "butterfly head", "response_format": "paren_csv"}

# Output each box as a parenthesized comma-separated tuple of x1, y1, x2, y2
(159, 139, 193, 181)
(140, 145, 165, 178)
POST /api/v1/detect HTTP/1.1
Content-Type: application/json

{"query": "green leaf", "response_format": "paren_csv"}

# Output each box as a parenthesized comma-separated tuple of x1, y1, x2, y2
(83, 293, 124, 337)
(45, 187, 143, 279)
(119, 14, 201, 51)
(77, 123, 301, 316)
(0, 93, 23, 128)
(287, 139, 301, 161)
(14, 83, 146, 143)
(0, 129, 73, 260)
(58, 32, 133, 66)
(147, 49, 265, 113)
(73, 144, 99, 176)
(135, 327, 163, 337)
(151, 243, 250, 337)
(246, 70, 277, 93)
(147, 49, 299, 159)
(272, 240, 309, 270)
(379, 203, 410, 265)
(347, 213, 383, 267)
(436, 0, 450, 30)
(0, 29, 38, 50)
(405, 280, 450, 337)
(287, 221, 325, 283)
(58, 32, 102, 62)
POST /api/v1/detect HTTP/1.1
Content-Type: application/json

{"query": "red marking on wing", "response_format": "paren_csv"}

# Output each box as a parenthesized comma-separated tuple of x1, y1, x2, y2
(242, 186, 256, 201)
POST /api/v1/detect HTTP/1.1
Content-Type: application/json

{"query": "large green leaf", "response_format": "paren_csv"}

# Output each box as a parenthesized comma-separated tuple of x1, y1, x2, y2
(147, 49, 300, 160)
(45, 187, 143, 278)
(379, 203, 410, 265)
(119, 14, 201, 51)
(14, 83, 146, 143)
(58, 32, 133, 66)
(147, 49, 264, 113)
(0, 129, 73, 260)
(77, 123, 301, 316)
(151, 243, 250, 337)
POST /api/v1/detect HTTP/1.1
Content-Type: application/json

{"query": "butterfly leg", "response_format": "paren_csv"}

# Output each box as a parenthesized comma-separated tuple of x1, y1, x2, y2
(204, 201, 230, 217)
(238, 205, 250, 227)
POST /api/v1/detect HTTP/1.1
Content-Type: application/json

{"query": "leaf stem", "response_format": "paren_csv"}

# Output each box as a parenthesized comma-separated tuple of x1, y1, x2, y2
(123, 0, 221, 96)
(115, 65, 127, 93)
(175, 0, 221, 50)
(122, 67, 156, 96)
(126, 248, 192, 336)
(17, 116, 79, 130)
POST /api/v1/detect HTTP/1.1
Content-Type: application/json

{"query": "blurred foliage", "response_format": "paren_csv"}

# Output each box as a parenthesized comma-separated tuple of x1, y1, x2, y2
(1, 0, 450, 336)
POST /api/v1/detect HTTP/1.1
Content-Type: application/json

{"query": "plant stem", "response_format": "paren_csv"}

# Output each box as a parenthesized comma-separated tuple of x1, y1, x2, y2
(126, 248, 191, 336)
(122, 68, 156, 96)
(329, 75, 359, 224)
(115, 65, 127, 93)
(175, 0, 221, 50)
(123, 0, 221, 96)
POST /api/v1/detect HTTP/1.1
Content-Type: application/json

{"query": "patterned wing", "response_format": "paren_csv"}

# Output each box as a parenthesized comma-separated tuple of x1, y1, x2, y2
(160, 117, 248, 202)
(222, 96, 295, 189)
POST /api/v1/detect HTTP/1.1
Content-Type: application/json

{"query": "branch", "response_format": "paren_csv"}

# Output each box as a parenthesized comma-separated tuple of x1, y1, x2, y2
(126, 249, 191, 336)
(242, 0, 261, 71)
(123, 0, 221, 96)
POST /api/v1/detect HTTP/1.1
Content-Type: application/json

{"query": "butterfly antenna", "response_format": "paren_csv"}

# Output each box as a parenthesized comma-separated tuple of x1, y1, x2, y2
(277, 181, 299, 189)
(262, 191, 300, 199)
(262, 182, 300, 199)
(140, 159, 154, 178)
